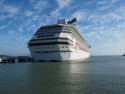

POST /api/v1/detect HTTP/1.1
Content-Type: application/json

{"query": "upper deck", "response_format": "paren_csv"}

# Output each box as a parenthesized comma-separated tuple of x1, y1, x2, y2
(30, 18, 90, 48)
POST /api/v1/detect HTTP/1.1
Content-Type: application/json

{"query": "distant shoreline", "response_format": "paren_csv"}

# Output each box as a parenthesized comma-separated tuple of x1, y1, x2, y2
(122, 54, 125, 56)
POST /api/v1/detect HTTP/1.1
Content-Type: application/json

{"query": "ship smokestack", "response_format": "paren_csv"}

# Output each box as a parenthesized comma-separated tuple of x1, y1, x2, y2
(67, 18, 77, 24)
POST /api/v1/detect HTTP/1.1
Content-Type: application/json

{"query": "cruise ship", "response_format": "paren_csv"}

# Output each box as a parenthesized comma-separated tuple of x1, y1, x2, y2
(28, 18, 90, 62)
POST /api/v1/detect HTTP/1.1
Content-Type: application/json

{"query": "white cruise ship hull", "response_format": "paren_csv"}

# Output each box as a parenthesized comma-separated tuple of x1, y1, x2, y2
(31, 51, 89, 62)
(29, 44, 90, 62)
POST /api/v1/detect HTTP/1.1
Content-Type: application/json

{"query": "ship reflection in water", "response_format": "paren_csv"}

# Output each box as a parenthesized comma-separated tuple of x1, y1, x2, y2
(0, 56, 125, 94)
(28, 58, 89, 94)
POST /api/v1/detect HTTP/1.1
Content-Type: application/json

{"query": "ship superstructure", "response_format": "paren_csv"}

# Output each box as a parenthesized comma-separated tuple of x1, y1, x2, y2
(28, 18, 90, 61)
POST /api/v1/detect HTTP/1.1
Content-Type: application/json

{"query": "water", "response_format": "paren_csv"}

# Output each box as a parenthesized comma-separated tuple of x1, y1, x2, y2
(0, 56, 125, 94)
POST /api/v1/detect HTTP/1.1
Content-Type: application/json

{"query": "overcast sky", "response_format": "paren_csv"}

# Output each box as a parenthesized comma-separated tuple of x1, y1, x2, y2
(0, 0, 125, 56)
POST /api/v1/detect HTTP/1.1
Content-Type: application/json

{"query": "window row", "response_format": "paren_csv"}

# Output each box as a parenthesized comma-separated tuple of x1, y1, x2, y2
(34, 46, 68, 49)
(34, 50, 71, 54)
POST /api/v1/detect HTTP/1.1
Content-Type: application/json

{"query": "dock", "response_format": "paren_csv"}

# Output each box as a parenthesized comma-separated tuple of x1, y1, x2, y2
(0, 55, 33, 63)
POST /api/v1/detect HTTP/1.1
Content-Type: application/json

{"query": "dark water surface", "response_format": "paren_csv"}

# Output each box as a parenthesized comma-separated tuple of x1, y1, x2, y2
(0, 56, 125, 94)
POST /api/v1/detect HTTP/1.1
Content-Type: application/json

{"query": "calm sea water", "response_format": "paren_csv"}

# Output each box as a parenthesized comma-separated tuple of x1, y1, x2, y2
(0, 56, 125, 94)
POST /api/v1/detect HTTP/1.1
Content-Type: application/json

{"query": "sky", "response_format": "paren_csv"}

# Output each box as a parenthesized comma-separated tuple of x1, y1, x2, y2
(0, 0, 125, 56)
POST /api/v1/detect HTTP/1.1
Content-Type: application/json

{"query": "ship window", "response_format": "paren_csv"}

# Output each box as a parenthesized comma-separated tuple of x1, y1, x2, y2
(37, 34, 54, 38)
(62, 46, 64, 48)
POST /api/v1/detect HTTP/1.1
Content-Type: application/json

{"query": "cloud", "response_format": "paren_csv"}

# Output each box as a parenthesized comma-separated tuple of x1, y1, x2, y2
(98, 4, 113, 10)
(87, 13, 121, 25)
(30, 0, 48, 11)
(0, 25, 6, 30)
(4, 5, 19, 15)
(25, 10, 34, 17)
(72, 10, 88, 21)
(49, 0, 73, 20)
(19, 27, 23, 32)
(97, 0, 117, 11)
(87, 6, 125, 25)
(55, 0, 73, 8)
(34, 1, 47, 10)
(0, 2, 20, 20)
(50, 9, 60, 19)
(97, 0, 116, 5)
